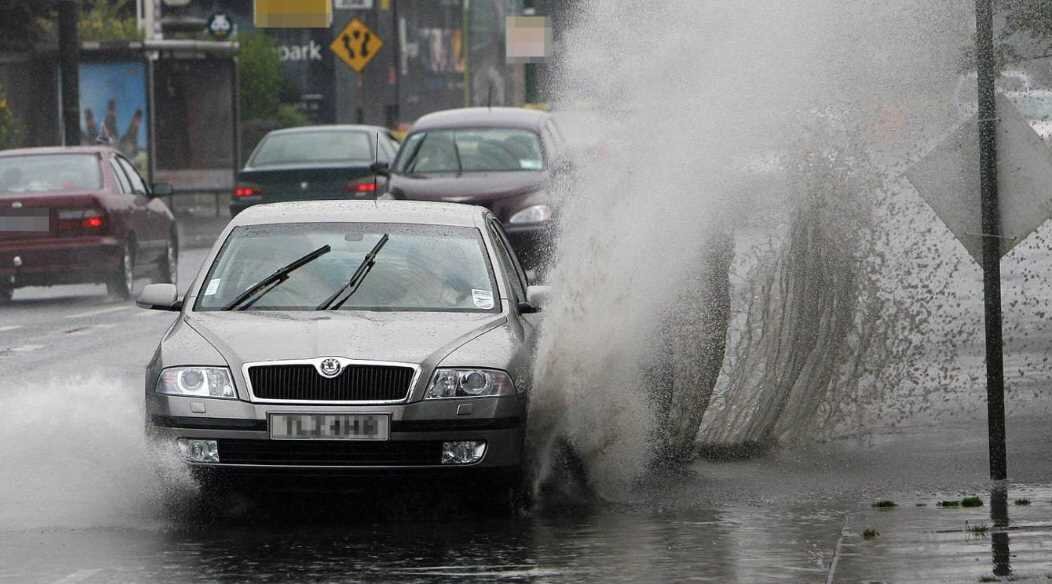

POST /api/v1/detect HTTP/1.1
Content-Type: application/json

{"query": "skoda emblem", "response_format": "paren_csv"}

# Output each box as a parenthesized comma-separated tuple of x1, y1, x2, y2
(318, 358, 342, 378)
(300, 181, 310, 191)
(11, 201, 22, 208)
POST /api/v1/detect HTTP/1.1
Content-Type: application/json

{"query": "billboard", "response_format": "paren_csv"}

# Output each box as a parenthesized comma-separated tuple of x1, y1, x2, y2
(78, 61, 149, 173)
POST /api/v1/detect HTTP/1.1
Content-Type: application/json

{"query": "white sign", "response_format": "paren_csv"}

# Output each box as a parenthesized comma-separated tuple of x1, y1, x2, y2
(279, 41, 323, 62)
(907, 94, 1052, 263)
(335, 0, 373, 9)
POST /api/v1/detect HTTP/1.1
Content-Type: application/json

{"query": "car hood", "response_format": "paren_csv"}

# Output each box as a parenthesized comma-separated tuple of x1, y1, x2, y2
(184, 310, 507, 369)
(388, 171, 546, 204)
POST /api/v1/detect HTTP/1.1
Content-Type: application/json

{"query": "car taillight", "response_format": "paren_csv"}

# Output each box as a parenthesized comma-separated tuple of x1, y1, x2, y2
(233, 185, 262, 198)
(57, 209, 106, 235)
(345, 181, 377, 194)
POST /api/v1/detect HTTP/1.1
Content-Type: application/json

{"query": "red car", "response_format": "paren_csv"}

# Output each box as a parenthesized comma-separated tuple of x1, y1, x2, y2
(0, 146, 177, 302)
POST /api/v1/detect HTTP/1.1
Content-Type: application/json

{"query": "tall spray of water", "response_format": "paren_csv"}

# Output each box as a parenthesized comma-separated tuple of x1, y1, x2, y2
(530, 0, 974, 496)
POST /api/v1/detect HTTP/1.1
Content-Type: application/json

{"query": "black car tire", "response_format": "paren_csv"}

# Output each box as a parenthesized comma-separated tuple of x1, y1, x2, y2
(157, 235, 178, 286)
(0, 285, 11, 304)
(107, 241, 135, 300)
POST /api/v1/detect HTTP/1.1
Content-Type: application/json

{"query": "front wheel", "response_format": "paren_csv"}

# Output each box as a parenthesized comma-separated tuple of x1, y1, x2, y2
(107, 241, 135, 300)
(0, 285, 12, 304)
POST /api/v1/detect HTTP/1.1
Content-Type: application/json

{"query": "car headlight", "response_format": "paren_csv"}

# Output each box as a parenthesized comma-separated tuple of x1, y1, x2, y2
(157, 367, 237, 399)
(425, 368, 515, 399)
(508, 204, 552, 225)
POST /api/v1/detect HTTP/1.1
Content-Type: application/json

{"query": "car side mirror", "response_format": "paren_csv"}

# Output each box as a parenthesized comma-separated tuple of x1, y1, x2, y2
(150, 182, 174, 197)
(520, 285, 551, 314)
(137, 283, 181, 311)
(369, 161, 391, 177)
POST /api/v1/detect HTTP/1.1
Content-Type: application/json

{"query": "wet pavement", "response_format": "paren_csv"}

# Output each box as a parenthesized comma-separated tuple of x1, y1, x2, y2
(2, 244, 1052, 583)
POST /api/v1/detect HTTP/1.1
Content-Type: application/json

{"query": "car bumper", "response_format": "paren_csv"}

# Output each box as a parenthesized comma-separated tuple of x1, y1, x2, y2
(146, 393, 527, 473)
(0, 236, 122, 287)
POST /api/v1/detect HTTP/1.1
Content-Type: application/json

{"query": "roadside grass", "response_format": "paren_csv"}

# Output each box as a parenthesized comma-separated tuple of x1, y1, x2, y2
(871, 500, 897, 509)
(862, 528, 879, 539)
(1014, 498, 1031, 506)
(965, 521, 989, 535)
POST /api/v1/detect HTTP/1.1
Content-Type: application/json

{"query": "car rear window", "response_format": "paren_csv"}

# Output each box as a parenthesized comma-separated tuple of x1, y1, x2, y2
(250, 131, 374, 166)
(0, 154, 102, 194)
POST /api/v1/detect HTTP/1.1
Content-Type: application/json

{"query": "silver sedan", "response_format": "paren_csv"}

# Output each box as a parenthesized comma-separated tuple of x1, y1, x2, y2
(138, 200, 548, 501)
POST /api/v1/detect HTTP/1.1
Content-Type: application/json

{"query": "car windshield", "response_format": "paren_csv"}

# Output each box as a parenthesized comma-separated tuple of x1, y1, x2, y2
(394, 128, 544, 173)
(195, 222, 499, 313)
(250, 131, 374, 166)
(0, 154, 102, 193)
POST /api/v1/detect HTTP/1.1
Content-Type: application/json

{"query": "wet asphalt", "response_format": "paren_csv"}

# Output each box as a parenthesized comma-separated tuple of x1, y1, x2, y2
(1, 247, 1051, 583)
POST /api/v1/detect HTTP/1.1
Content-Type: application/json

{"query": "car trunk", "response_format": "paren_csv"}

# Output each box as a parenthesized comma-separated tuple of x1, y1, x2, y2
(0, 192, 104, 242)
(237, 164, 376, 203)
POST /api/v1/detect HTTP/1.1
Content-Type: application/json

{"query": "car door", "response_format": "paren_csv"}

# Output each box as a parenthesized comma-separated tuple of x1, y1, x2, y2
(106, 156, 138, 242)
(487, 218, 541, 344)
(115, 156, 166, 264)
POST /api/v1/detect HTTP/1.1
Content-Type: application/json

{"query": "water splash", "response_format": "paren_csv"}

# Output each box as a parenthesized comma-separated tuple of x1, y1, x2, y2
(530, 0, 978, 496)
(0, 373, 194, 530)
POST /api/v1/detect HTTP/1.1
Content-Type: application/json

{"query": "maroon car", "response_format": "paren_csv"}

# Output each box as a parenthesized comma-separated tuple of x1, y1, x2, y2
(0, 146, 177, 302)
(380, 108, 570, 273)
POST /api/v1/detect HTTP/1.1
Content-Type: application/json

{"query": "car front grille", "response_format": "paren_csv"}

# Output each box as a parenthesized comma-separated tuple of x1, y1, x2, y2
(216, 439, 442, 466)
(248, 363, 415, 402)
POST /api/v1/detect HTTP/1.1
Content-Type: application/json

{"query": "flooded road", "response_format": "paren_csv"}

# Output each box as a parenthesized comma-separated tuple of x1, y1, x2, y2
(0, 411, 1050, 583)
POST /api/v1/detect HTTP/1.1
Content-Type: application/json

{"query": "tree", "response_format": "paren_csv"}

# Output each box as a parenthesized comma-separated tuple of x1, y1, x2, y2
(0, 83, 20, 149)
(238, 32, 283, 122)
(0, 1, 54, 51)
(76, 0, 142, 42)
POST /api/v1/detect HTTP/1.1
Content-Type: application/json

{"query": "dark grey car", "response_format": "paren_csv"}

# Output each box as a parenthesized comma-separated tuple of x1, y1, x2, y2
(137, 201, 548, 500)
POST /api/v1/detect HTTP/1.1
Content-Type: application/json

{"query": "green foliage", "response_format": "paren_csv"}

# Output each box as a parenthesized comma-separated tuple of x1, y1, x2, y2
(238, 32, 283, 122)
(0, 84, 21, 150)
(0, 1, 53, 50)
(276, 104, 309, 129)
(78, 0, 143, 42)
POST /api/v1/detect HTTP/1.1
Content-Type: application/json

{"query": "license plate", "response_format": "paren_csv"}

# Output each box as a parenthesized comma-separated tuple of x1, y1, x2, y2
(0, 210, 49, 232)
(269, 413, 390, 441)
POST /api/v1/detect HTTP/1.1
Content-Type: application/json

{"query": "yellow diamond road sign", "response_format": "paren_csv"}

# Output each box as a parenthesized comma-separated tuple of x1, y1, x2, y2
(331, 18, 383, 73)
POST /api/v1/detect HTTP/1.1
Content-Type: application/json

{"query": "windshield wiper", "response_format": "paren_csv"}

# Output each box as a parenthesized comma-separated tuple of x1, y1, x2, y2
(224, 245, 331, 311)
(316, 234, 389, 310)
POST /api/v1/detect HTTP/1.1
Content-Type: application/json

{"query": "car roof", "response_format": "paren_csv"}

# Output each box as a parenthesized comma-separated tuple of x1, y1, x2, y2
(230, 200, 491, 229)
(410, 107, 550, 133)
(264, 125, 388, 136)
(0, 145, 115, 157)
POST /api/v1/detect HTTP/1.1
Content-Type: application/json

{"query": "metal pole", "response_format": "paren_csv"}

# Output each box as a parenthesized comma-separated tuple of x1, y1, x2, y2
(463, 0, 471, 107)
(58, 0, 80, 146)
(975, 0, 1007, 481)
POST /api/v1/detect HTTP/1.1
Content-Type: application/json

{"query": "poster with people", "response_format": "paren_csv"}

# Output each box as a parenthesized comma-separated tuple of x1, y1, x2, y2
(78, 61, 149, 174)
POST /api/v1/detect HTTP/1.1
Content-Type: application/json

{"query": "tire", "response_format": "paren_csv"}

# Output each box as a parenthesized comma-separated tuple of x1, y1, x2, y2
(157, 235, 178, 286)
(107, 241, 135, 300)
(0, 285, 11, 304)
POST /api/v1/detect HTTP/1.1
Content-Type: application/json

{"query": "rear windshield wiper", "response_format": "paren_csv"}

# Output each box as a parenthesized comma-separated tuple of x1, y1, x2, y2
(224, 245, 331, 311)
(317, 234, 389, 310)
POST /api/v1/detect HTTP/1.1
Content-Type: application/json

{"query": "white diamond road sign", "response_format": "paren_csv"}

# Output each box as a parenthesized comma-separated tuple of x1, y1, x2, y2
(907, 93, 1052, 264)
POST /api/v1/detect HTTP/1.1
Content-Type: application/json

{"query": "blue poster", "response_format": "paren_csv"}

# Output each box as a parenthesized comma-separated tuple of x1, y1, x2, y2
(78, 62, 149, 172)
